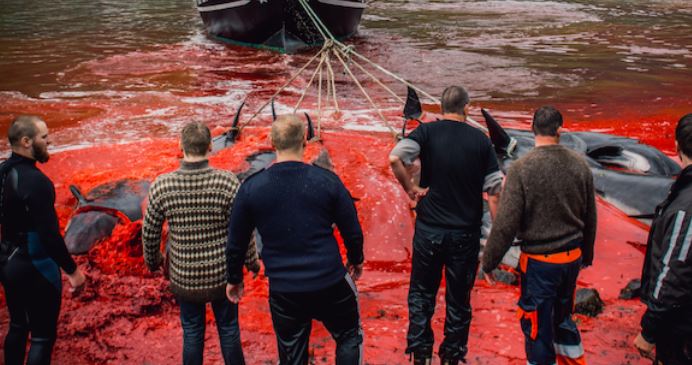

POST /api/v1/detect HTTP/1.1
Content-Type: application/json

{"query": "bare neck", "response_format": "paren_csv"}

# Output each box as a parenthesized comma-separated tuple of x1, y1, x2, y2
(681, 153, 692, 168)
(183, 154, 208, 163)
(535, 135, 560, 147)
(442, 113, 466, 123)
(275, 149, 304, 163)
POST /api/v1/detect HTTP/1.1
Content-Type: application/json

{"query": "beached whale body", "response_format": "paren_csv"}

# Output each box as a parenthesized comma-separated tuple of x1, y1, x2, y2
(65, 179, 150, 254)
(64, 108, 321, 254)
(482, 109, 677, 222)
(475, 109, 677, 267)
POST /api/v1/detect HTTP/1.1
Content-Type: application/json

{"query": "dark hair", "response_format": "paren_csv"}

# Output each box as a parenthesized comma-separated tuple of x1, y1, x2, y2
(271, 114, 305, 152)
(441, 86, 469, 115)
(8, 115, 42, 147)
(532, 106, 563, 136)
(181, 122, 211, 156)
(676, 113, 692, 158)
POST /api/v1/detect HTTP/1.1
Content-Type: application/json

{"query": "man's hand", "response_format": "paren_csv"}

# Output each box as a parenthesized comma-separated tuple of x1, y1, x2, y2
(67, 267, 86, 288)
(633, 332, 655, 360)
(347, 262, 363, 281)
(226, 282, 244, 304)
(407, 185, 429, 202)
(482, 270, 496, 286)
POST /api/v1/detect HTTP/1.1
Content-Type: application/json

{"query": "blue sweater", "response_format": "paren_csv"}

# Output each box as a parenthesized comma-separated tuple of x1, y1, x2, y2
(226, 161, 364, 292)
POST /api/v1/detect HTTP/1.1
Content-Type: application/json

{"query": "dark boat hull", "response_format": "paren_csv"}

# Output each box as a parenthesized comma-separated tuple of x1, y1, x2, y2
(196, 0, 366, 53)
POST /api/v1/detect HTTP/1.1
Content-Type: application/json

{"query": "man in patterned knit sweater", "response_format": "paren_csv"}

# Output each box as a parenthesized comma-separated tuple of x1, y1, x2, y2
(142, 122, 259, 365)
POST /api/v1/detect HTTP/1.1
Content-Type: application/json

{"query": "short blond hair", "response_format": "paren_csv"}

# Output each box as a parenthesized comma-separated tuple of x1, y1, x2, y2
(271, 114, 305, 152)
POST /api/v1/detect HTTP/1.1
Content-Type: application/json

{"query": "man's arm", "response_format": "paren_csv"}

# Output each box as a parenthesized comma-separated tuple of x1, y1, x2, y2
(581, 172, 597, 267)
(226, 184, 254, 285)
(333, 179, 364, 272)
(142, 188, 165, 272)
(28, 176, 77, 275)
(389, 138, 426, 200)
(639, 210, 692, 346)
(28, 176, 86, 288)
(481, 164, 524, 273)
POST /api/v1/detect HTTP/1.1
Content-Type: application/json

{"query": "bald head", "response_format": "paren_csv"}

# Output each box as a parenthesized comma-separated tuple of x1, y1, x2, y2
(8, 115, 43, 147)
(8, 115, 51, 162)
(271, 114, 305, 153)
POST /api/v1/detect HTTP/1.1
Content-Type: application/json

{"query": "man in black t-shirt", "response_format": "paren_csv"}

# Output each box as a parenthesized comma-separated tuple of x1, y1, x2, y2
(389, 86, 502, 365)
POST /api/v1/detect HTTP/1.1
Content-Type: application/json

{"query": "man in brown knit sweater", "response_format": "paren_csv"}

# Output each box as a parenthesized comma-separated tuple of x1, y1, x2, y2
(482, 106, 596, 365)
(142, 122, 259, 365)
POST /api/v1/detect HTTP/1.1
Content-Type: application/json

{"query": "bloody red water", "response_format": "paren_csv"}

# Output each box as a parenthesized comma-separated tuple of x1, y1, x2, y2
(0, 126, 662, 364)
(1, 0, 691, 363)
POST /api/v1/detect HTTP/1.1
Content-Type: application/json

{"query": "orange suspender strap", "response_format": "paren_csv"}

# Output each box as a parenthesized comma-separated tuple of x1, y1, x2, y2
(520, 248, 583, 273)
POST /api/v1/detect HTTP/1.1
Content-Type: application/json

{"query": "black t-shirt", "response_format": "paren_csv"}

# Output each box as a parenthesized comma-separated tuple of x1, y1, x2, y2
(407, 120, 500, 229)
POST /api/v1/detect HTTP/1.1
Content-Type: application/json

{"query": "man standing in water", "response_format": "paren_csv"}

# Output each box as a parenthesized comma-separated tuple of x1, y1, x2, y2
(226, 114, 364, 365)
(0, 115, 87, 365)
(482, 106, 595, 365)
(142, 122, 259, 365)
(635, 113, 692, 365)
(389, 86, 503, 365)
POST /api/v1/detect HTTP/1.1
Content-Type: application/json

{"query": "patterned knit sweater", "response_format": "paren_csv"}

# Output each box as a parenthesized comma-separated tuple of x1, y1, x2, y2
(142, 160, 259, 303)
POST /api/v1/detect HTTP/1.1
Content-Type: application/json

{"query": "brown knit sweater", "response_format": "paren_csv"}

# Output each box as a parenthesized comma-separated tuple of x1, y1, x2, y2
(142, 160, 260, 303)
(482, 144, 597, 272)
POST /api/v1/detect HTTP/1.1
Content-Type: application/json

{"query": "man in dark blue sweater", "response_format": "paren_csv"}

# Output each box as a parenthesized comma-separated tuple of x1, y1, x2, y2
(226, 114, 365, 365)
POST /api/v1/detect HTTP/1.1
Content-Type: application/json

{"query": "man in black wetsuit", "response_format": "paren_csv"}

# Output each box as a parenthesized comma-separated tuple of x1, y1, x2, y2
(0, 115, 86, 365)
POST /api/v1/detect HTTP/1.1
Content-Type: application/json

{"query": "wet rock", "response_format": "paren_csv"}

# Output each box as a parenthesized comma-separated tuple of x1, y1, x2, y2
(575, 288, 604, 317)
(619, 279, 642, 300)
(492, 269, 518, 286)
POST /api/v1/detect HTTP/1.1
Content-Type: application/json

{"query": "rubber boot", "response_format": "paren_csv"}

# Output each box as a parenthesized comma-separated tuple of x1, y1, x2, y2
(413, 354, 432, 365)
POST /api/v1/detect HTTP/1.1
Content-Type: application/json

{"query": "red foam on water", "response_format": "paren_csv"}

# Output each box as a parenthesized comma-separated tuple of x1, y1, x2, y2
(0, 126, 658, 364)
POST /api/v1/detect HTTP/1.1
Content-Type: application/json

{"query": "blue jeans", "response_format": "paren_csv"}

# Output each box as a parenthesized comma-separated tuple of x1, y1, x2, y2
(178, 297, 245, 365)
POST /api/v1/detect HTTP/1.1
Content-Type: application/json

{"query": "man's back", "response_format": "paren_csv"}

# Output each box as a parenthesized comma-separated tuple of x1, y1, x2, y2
(227, 161, 363, 293)
(509, 145, 593, 246)
(483, 144, 597, 271)
(408, 120, 498, 229)
(143, 161, 241, 302)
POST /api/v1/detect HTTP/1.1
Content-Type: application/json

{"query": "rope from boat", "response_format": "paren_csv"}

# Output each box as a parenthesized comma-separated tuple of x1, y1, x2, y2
(237, 45, 325, 132)
(324, 50, 340, 113)
(294, 52, 327, 112)
(332, 48, 398, 137)
(298, 0, 336, 41)
(296, 0, 488, 132)
(334, 46, 404, 104)
(317, 59, 323, 138)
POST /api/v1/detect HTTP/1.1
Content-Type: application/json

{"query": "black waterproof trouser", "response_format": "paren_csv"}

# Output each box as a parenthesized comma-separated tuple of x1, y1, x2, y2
(268, 275, 362, 365)
(406, 221, 480, 362)
(656, 333, 692, 365)
(1, 246, 62, 365)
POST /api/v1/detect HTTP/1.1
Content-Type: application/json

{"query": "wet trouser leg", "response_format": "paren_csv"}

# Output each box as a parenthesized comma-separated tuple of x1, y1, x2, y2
(2, 253, 61, 365)
(316, 275, 362, 365)
(269, 276, 362, 365)
(439, 231, 480, 363)
(406, 224, 444, 358)
(519, 255, 585, 365)
(179, 299, 206, 365)
(655, 333, 692, 365)
(211, 298, 245, 365)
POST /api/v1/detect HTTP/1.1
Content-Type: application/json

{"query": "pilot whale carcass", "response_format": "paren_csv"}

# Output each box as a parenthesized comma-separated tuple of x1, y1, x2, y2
(481, 108, 677, 222)
(65, 108, 323, 254)
(65, 179, 150, 254)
